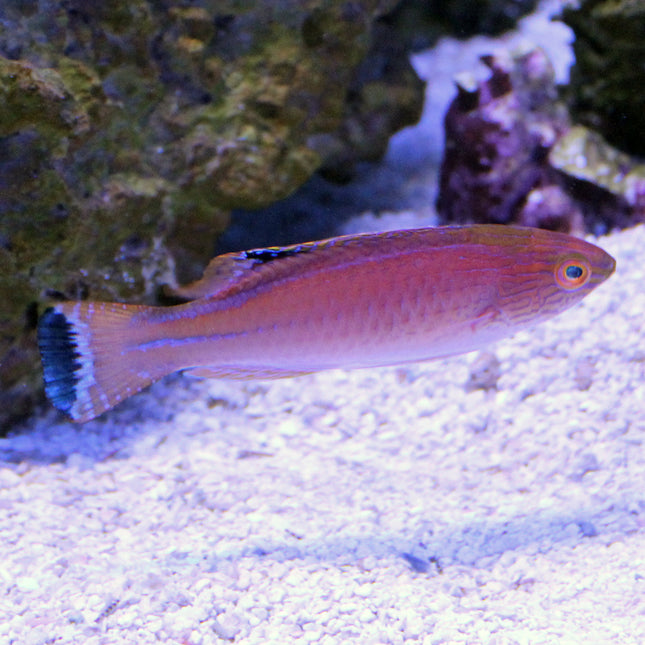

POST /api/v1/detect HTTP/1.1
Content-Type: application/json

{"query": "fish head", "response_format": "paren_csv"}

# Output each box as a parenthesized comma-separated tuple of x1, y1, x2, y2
(541, 229, 615, 309)
(554, 246, 615, 288)
(479, 225, 616, 329)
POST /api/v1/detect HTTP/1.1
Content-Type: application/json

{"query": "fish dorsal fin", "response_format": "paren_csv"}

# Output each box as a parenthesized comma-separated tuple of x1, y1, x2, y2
(164, 240, 322, 302)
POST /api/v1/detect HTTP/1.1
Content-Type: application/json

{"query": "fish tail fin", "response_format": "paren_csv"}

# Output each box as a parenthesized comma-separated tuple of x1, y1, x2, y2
(38, 302, 161, 422)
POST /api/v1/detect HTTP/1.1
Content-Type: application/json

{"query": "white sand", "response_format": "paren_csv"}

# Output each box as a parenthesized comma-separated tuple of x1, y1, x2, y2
(3, 3, 645, 644)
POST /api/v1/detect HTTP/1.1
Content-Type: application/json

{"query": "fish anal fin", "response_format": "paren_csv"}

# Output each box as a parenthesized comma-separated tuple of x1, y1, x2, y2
(185, 366, 313, 380)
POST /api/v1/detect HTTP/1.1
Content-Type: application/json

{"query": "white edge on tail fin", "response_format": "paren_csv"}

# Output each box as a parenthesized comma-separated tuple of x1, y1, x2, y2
(65, 302, 111, 421)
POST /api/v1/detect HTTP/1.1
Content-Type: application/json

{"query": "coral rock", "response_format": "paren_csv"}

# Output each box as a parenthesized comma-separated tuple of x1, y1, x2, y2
(437, 45, 645, 235)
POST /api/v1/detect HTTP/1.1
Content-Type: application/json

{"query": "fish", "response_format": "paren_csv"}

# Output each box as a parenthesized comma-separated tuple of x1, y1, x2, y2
(37, 225, 616, 422)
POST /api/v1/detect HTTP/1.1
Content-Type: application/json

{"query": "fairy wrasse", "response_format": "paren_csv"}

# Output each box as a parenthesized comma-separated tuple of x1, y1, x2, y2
(38, 225, 615, 422)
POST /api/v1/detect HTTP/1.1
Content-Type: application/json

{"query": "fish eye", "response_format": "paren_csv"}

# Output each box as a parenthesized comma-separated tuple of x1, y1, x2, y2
(555, 257, 591, 291)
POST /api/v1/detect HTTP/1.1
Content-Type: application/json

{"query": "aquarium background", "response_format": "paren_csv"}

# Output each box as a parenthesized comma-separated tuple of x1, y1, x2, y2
(2, 1, 644, 643)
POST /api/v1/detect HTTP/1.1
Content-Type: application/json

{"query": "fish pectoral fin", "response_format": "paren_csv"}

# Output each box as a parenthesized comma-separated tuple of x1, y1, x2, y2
(184, 366, 313, 380)
(470, 305, 503, 333)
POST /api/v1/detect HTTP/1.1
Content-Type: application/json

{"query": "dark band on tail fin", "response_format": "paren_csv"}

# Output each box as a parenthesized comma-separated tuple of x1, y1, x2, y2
(37, 307, 83, 414)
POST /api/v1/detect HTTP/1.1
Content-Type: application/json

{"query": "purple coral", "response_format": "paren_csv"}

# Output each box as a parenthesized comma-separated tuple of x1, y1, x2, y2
(437, 47, 576, 231)
(437, 45, 645, 233)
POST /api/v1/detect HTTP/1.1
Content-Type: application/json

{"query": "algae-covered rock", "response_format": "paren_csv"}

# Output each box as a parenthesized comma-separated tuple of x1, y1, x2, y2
(563, 0, 645, 156)
(0, 1, 424, 428)
(549, 125, 645, 227)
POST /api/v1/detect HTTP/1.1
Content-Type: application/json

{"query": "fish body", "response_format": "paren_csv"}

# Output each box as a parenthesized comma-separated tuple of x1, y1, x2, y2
(38, 225, 615, 422)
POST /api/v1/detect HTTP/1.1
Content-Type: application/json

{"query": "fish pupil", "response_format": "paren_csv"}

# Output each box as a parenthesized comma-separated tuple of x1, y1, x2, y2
(565, 265, 583, 280)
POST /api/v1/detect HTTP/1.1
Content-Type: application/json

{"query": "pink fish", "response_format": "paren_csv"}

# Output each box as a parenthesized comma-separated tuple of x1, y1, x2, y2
(38, 225, 615, 422)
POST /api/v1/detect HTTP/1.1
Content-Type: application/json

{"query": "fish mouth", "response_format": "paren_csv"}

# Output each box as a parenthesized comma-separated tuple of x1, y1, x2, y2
(590, 249, 616, 284)
(597, 251, 616, 279)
